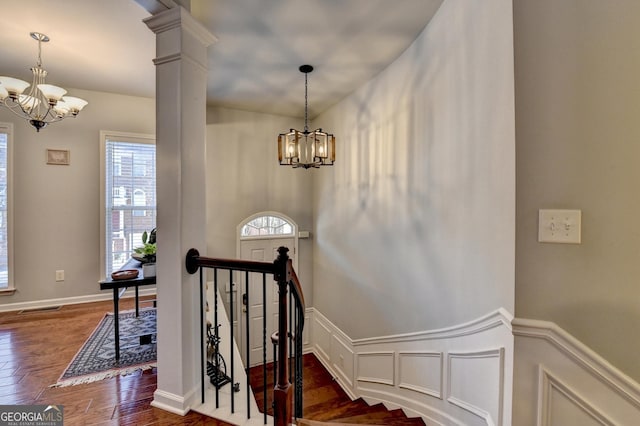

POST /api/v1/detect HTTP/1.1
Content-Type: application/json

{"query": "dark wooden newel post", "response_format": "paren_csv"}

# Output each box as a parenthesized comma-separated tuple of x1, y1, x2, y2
(273, 247, 293, 426)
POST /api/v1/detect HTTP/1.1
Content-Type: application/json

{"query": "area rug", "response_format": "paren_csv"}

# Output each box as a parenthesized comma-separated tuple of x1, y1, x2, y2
(52, 308, 156, 387)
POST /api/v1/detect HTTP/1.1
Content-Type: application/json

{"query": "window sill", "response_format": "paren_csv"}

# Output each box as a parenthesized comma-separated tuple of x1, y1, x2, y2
(0, 288, 16, 296)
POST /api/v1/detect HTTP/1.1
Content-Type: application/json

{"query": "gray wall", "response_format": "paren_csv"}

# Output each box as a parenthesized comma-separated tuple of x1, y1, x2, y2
(312, 0, 516, 339)
(205, 107, 314, 302)
(514, 0, 640, 381)
(0, 88, 155, 305)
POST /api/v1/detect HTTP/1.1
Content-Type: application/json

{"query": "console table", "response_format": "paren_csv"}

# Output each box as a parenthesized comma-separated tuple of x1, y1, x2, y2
(99, 259, 156, 361)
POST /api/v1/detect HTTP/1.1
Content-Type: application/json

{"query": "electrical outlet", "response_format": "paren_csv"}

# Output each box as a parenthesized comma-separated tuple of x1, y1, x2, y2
(55, 270, 64, 282)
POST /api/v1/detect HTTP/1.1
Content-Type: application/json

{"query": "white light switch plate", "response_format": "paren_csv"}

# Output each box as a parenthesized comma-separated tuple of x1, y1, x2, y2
(538, 209, 581, 244)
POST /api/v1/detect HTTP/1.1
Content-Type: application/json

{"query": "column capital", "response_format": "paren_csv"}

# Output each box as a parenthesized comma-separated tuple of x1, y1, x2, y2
(144, 6, 217, 46)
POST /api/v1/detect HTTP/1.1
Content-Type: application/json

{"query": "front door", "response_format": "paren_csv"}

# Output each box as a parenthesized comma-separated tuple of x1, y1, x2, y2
(239, 237, 295, 366)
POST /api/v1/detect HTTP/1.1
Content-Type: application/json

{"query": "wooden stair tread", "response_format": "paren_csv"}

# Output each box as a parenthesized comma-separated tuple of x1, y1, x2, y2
(304, 399, 369, 421)
(249, 354, 426, 426)
(336, 409, 407, 422)
(297, 420, 381, 426)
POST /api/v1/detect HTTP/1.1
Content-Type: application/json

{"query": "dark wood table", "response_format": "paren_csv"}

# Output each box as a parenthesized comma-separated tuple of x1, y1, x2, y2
(99, 259, 156, 361)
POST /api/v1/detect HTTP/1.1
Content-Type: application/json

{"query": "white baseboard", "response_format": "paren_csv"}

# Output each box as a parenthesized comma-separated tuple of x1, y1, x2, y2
(151, 388, 193, 416)
(0, 288, 157, 313)
(513, 318, 640, 425)
(309, 308, 514, 426)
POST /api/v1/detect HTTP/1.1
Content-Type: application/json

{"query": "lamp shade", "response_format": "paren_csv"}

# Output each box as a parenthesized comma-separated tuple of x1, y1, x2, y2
(0, 76, 30, 97)
(37, 84, 67, 102)
(62, 96, 88, 114)
(0, 85, 8, 101)
(53, 101, 70, 117)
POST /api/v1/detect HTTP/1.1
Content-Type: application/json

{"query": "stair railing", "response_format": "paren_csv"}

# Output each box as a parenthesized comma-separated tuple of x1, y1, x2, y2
(186, 246, 305, 426)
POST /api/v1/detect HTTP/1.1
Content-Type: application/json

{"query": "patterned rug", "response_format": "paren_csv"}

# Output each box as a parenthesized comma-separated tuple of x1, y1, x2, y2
(52, 308, 156, 387)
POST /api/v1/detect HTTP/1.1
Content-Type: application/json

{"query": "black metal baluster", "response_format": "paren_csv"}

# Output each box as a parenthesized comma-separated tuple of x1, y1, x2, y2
(295, 302, 303, 418)
(245, 270, 250, 419)
(214, 268, 219, 408)
(262, 273, 267, 425)
(289, 288, 293, 387)
(200, 267, 205, 404)
(229, 269, 235, 413)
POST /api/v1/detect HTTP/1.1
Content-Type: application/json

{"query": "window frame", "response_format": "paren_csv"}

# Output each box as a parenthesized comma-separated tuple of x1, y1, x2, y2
(100, 130, 155, 279)
(0, 123, 13, 294)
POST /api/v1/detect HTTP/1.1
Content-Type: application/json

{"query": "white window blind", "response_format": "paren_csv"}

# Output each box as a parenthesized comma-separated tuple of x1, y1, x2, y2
(0, 128, 8, 289)
(104, 137, 156, 274)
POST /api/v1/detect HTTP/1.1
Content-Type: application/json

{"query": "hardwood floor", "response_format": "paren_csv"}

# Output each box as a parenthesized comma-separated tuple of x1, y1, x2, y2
(0, 297, 228, 425)
(0, 297, 424, 425)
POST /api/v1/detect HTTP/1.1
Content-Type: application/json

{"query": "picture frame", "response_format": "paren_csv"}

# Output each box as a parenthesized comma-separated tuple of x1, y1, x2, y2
(46, 149, 70, 165)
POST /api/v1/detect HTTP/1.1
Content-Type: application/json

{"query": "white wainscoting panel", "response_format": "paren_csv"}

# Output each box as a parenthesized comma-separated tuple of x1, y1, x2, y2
(447, 349, 504, 426)
(310, 308, 514, 426)
(331, 334, 355, 387)
(538, 367, 614, 426)
(357, 351, 395, 386)
(513, 318, 640, 426)
(314, 317, 332, 362)
(398, 351, 443, 399)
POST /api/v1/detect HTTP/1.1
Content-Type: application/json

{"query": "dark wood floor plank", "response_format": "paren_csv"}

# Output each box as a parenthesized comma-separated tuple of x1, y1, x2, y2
(0, 297, 424, 425)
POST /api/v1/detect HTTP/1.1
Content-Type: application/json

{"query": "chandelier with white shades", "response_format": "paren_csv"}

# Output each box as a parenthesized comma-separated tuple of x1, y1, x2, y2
(0, 32, 88, 132)
(278, 65, 335, 169)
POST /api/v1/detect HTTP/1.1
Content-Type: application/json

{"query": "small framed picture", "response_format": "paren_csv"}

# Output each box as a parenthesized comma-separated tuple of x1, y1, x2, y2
(46, 149, 70, 165)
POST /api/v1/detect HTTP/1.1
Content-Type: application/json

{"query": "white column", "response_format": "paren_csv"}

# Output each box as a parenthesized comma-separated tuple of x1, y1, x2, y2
(144, 7, 216, 414)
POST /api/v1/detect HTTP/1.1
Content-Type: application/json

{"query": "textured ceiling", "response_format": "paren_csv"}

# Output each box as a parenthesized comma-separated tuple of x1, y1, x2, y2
(0, 0, 442, 118)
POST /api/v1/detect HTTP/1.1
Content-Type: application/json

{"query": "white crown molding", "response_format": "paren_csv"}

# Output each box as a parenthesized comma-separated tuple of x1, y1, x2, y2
(513, 318, 640, 408)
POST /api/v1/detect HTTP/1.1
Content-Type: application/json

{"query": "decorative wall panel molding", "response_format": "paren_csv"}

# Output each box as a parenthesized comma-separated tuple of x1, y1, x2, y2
(538, 367, 614, 426)
(356, 351, 395, 386)
(447, 349, 504, 426)
(310, 308, 514, 426)
(331, 334, 355, 387)
(513, 318, 640, 407)
(314, 316, 332, 362)
(513, 318, 640, 425)
(398, 351, 444, 399)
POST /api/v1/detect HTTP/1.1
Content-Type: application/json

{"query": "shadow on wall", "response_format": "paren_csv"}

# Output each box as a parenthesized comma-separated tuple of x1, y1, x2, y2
(313, 5, 514, 336)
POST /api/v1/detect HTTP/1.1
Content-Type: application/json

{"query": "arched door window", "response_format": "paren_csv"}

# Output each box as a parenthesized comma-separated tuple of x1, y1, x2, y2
(240, 214, 294, 238)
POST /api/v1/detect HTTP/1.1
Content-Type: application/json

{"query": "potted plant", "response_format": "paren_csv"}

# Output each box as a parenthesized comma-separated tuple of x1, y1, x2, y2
(133, 228, 156, 277)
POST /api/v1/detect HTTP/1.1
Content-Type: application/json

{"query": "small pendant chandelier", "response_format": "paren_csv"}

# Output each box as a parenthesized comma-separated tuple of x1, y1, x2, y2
(278, 65, 335, 169)
(0, 32, 88, 132)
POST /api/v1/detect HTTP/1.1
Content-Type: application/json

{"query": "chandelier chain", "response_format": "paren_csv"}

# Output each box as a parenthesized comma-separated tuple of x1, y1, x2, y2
(304, 72, 309, 133)
(37, 37, 43, 67)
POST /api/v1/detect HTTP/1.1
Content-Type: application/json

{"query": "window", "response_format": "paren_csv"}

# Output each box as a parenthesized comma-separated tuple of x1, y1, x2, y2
(101, 131, 155, 276)
(0, 124, 11, 290)
(240, 214, 294, 238)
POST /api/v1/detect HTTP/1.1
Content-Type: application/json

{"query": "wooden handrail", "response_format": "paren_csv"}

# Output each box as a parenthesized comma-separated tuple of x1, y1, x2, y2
(287, 259, 305, 313)
(186, 247, 303, 426)
(186, 250, 278, 274)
